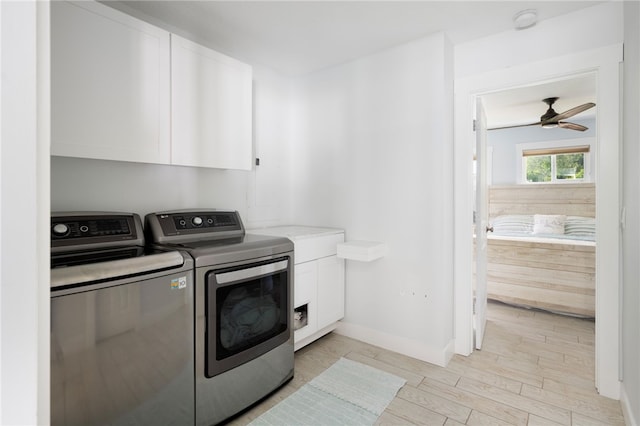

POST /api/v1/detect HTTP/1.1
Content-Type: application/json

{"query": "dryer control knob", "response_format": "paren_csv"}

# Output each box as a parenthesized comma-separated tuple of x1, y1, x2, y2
(52, 223, 69, 237)
(192, 216, 203, 226)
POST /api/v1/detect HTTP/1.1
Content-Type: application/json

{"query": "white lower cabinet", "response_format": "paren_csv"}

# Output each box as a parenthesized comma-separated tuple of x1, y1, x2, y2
(293, 261, 318, 342)
(293, 252, 345, 350)
(316, 255, 345, 329)
(247, 226, 345, 350)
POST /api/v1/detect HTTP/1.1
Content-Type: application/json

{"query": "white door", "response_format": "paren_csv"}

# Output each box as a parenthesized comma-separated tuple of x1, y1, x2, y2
(474, 97, 489, 350)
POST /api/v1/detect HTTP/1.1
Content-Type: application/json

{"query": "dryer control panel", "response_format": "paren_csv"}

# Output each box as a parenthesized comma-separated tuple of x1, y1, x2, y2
(145, 210, 244, 244)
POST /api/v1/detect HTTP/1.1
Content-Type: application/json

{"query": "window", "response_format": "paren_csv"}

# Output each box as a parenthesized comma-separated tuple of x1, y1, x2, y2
(516, 139, 593, 184)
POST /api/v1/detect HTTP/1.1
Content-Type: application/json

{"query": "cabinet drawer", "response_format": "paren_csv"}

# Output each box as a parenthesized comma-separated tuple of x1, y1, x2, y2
(294, 233, 344, 264)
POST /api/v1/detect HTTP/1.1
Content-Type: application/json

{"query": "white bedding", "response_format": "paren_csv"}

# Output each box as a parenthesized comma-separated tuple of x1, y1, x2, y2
(489, 214, 596, 243)
(487, 234, 595, 247)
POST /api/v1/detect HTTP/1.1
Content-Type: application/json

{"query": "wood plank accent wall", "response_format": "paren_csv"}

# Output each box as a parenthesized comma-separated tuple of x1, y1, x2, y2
(489, 183, 596, 218)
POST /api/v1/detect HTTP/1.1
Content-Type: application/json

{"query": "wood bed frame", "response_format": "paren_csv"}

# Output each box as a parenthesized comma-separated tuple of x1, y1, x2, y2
(485, 183, 595, 317)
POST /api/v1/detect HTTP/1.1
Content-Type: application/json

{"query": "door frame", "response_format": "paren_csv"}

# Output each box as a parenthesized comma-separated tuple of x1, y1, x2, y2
(474, 97, 489, 350)
(453, 44, 623, 399)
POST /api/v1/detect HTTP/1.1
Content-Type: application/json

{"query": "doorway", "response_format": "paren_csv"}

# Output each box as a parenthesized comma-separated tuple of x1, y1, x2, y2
(472, 73, 597, 368)
(453, 44, 623, 399)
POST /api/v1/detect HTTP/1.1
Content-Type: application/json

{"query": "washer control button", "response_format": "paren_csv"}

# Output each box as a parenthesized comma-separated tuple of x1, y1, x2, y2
(192, 216, 203, 226)
(52, 223, 69, 237)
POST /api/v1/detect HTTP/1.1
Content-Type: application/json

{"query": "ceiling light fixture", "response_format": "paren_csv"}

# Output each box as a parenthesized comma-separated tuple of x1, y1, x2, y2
(513, 9, 538, 30)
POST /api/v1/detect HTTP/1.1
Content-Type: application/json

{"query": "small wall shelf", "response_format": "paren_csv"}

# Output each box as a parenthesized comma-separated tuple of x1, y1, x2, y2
(337, 241, 388, 262)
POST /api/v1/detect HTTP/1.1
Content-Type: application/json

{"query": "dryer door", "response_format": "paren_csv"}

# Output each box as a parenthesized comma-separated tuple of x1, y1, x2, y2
(205, 256, 292, 378)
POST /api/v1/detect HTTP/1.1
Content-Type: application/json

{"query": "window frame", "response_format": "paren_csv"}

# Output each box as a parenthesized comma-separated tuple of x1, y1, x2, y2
(516, 138, 595, 184)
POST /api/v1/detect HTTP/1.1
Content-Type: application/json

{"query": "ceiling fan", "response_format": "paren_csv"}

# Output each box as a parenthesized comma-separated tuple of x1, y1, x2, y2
(489, 97, 596, 132)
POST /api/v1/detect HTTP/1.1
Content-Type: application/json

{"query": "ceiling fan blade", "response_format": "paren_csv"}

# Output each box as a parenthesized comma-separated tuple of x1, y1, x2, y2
(488, 122, 540, 131)
(558, 121, 588, 131)
(550, 102, 595, 122)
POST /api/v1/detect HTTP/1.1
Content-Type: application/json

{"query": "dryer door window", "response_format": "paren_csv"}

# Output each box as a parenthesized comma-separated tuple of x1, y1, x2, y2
(205, 256, 291, 378)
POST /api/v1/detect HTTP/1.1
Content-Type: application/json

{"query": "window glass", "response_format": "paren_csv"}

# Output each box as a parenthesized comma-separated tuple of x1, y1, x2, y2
(556, 153, 585, 180)
(525, 155, 552, 182)
(519, 142, 591, 184)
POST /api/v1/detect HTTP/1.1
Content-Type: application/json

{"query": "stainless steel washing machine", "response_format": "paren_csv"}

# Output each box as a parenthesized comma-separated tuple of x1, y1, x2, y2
(50, 212, 195, 426)
(145, 209, 294, 426)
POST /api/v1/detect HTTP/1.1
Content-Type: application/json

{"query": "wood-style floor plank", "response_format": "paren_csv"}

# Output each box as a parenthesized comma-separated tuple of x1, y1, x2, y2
(417, 379, 530, 425)
(228, 301, 623, 425)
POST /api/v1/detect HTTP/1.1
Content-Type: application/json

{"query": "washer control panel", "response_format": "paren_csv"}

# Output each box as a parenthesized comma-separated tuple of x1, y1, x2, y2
(52, 218, 131, 239)
(51, 213, 144, 252)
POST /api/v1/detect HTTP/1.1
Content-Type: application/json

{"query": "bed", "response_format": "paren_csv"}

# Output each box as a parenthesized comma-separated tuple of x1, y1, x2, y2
(483, 183, 596, 317)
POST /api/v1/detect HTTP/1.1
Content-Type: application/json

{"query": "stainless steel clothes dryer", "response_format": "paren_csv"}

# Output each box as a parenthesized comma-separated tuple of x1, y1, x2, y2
(50, 212, 195, 426)
(145, 210, 294, 426)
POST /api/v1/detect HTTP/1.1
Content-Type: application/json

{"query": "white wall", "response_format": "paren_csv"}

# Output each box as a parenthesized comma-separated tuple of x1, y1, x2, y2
(621, 1, 640, 423)
(1, 1, 50, 423)
(51, 65, 293, 229)
(291, 33, 455, 365)
(455, 2, 623, 79)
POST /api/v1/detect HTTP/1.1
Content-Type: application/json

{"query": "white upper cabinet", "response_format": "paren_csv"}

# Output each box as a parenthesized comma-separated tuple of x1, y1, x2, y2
(51, 2, 253, 170)
(170, 34, 253, 170)
(51, 1, 171, 164)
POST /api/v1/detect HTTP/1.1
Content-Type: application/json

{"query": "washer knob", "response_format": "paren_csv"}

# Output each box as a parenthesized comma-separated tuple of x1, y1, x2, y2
(52, 223, 69, 237)
(192, 216, 203, 226)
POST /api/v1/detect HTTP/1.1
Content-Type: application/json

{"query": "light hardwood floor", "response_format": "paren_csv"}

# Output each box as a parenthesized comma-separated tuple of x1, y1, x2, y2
(228, 301, 624, 425)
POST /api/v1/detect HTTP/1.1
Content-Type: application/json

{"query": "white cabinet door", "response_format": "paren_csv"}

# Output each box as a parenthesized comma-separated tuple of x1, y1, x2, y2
(170, 34, 253, 170)
(293, 261, 318, 341)
(51, 1, 171, 164)
(317, 255, 345, 329)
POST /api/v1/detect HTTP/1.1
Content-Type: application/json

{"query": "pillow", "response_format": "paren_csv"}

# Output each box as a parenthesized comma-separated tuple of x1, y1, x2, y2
(491, 215, 534, 234)
(565, 216, 596, 237)
(533, 214, 566, 235)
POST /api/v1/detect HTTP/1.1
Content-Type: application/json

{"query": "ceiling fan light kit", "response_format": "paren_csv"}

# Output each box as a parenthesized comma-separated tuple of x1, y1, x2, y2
(513, 9, 538, 30)
(541, 97, 560, 128)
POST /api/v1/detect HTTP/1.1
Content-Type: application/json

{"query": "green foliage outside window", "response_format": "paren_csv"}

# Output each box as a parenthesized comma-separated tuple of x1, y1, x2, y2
(525, 153, 585, 183)
(526, 155, 551, 182)
(556, 153, 584, 179)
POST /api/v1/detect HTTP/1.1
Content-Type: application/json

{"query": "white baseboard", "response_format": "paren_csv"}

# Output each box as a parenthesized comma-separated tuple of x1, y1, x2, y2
(621, 384, 638, 426)
(335, 321, 455, 367)
(294, 323, 338, 352)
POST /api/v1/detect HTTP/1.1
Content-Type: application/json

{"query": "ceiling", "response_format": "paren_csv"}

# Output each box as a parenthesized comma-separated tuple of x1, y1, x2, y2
(106, 1, 602, 128)
(482, 73, 597, 129)
(108, 1, 604, 77)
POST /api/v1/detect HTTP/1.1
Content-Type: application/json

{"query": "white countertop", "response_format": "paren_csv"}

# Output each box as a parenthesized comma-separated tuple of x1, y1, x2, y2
(247, 225, 343, 240)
